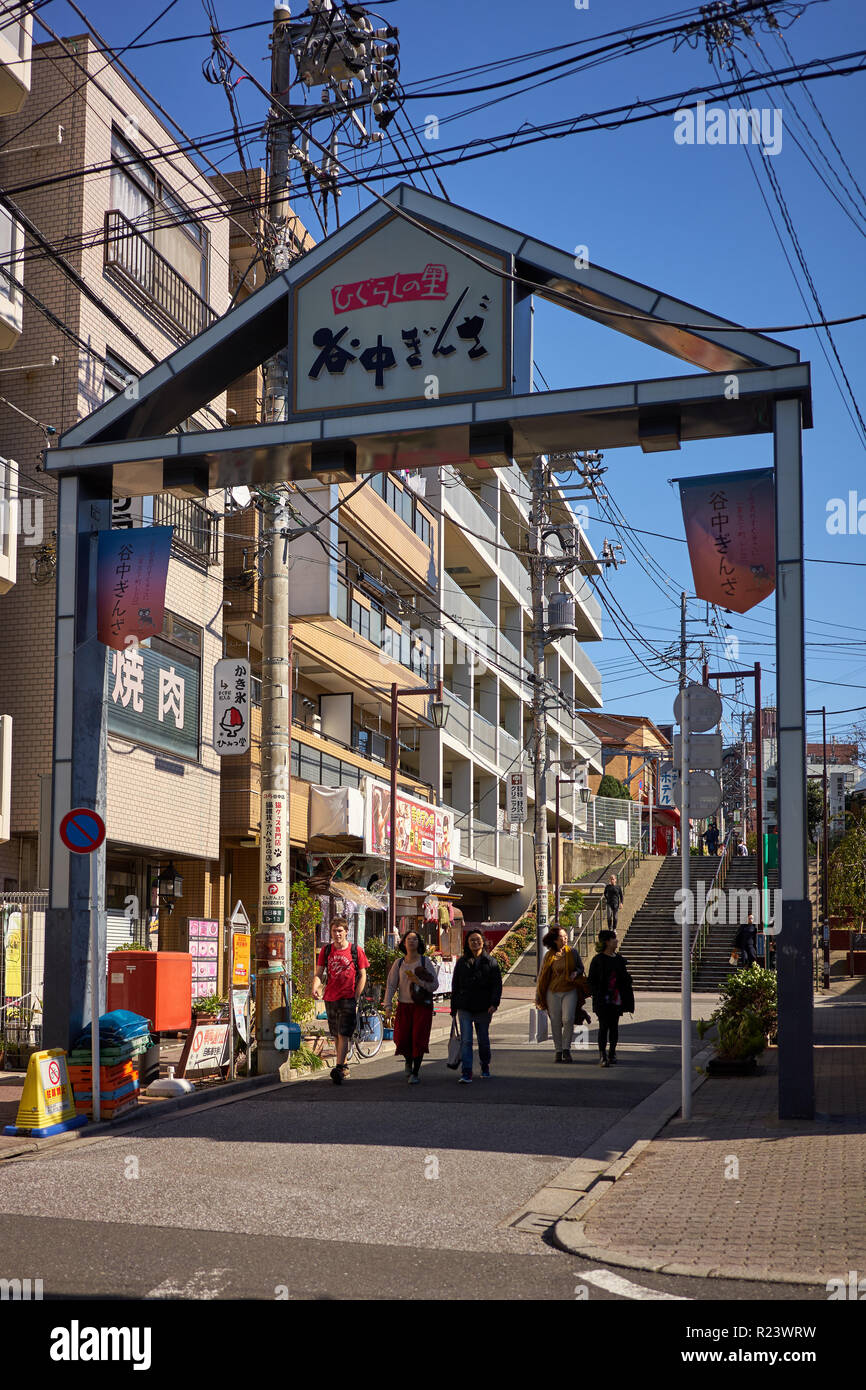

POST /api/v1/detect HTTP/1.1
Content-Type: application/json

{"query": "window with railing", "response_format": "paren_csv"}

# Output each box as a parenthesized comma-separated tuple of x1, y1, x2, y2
(154, 494, 218, 566)
(105, 129, 213, 339)
(337, 575, 431, 681)
(369, 471, 433, 547)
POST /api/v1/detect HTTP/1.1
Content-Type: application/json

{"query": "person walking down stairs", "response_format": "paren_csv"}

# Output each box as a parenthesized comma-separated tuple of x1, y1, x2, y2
(587, 930, 635, 1067)
(603, 875, 624, 929)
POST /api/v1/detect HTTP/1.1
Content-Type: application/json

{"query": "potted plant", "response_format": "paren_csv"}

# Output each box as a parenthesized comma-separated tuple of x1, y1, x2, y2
(193, 993, 226, 1022)
(697, 963, 778, 1075)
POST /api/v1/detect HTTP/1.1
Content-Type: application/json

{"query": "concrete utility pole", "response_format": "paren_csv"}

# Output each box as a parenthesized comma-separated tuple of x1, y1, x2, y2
(529, 456, 550, 1041)
(679, 591, 691, 1121)
(741, 711, 748, 837)
(256, 3, 294, 1075)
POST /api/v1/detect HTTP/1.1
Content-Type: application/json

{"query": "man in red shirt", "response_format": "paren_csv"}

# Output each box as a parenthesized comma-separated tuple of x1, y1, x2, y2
(312, 917, 369, 1083)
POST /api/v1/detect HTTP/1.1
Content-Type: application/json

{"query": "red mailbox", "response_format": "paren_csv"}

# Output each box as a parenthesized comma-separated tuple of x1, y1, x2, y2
(107, 951, 192, 1033)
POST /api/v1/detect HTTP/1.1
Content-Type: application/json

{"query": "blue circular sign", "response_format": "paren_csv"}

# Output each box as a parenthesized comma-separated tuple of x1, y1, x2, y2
(59, 807, 106, 854)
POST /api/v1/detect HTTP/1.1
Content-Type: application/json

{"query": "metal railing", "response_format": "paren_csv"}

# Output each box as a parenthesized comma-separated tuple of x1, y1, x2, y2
(0, 893, 47, 1054)
(569, 846, 641, 965)
(690, 827, 737, 980)
(104, 209, 215, 340)
(154, 493, 218, 565)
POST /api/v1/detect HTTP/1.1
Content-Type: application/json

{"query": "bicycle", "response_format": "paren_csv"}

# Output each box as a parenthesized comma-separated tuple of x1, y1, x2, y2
(346, 994, 385, 1062)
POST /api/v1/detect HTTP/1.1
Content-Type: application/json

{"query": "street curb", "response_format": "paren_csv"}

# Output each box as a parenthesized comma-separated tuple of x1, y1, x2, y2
(549, 1046, 829, 1287)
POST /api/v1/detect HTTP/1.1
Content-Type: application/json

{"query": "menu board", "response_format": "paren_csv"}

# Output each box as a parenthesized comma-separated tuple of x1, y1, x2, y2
(188, 918, 219, 1001)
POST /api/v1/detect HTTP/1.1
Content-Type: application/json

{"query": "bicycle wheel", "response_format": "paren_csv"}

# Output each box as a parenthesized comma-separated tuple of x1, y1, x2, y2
(353, 1005, 384, 1059)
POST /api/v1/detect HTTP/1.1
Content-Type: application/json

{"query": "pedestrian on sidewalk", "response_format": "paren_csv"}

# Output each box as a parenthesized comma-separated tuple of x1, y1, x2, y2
(312, 918, 369, 1085)
(588, 930, 634, 1067)
(535, 926, 589, 1063)
(733, 912, 758, 968)
(384, 930, 438, 1084)
(450, 929, 502, 1083)
(603, 874, 624, 929)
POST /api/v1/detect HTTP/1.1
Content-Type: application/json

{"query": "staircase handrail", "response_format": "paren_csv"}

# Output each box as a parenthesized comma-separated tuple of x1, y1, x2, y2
(571, 846, 640, 963)
(690, 827, 737, 981)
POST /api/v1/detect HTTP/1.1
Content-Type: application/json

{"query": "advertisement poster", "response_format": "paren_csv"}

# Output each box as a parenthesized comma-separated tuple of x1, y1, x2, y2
(262, 790, 287, 925)
(506, 771, 527, 825)
(678, 468, 775, 615)
(96, 526, 173, 651)
(3, 908, 22, 999)
(366, 780, 457, 871)
(232, 932, 250, 988)
(188, 918, 219, 1002)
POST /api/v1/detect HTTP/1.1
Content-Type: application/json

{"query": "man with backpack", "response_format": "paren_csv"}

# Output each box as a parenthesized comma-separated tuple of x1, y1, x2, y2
(312, 917, 369, 1084)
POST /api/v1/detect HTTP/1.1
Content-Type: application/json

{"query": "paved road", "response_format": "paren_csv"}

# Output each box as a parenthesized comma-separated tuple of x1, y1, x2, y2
(0, 993, 824, 1300)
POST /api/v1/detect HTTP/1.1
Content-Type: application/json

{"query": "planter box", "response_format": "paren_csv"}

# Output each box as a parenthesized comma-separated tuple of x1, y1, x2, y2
(830, 929, 855, 950)
(706, 1055, 759, 1076)
(848, 951, 866, 977)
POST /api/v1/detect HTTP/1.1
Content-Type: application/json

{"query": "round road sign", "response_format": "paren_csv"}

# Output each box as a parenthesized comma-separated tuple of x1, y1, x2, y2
(59, 807, 106, 854)
(47, 1059, 61, 1086)
(673, 771, 722, 819)
(673, 683, 723, 733)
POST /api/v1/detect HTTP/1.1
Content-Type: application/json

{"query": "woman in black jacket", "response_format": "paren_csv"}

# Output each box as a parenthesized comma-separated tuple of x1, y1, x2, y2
(587, 930, 633, 1067)
(450, 930, 502, 1083)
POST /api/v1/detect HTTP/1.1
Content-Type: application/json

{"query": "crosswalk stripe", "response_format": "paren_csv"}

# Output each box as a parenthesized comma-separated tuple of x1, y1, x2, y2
(579, 1268, 691, 1300)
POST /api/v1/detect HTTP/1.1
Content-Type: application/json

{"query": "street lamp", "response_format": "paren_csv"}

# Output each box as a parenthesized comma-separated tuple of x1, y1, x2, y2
(385, 678, 448, 940)
(157, 861, 183, 914)
(554, 767, 590, 931)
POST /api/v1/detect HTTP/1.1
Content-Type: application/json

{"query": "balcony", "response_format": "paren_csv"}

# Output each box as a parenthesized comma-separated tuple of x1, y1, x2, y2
(154, 494, 218, 567)
(560, 634, 603, 706)
(441, 804, 522, 879)
(0, 9, 31, 115)
(104, 210, 215, 340)
(0, 207, 22, 350)
(443, 469, 530, 603)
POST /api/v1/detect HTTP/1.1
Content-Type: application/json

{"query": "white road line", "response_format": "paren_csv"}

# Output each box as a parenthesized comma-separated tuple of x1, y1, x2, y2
(580, 1268, 691, 1301)
(145, 1267, 233, 1300)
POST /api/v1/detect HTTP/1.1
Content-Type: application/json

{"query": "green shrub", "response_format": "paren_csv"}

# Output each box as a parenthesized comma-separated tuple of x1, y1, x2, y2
(697, 964, 777, 1060)
(289, 1042, 325, 1071)
(365, 936, 400, 992)
(289, 881, 321, 1022)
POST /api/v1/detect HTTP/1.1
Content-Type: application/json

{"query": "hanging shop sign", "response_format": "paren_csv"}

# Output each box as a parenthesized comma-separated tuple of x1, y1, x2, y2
(96, 526, 172, 651)
(261, 790, 287, 925)
(366, 780, 458, 872)
(293, 214, 512, 416)
(678, 468, 775, 615)
(213, 657, 251, 756)
(506, 771, 527, 825)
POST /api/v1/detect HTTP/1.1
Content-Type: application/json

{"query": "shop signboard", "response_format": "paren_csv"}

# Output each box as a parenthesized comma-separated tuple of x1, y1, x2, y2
(506, 771, 527, 825)
(177, 1021, 230, 1077)
(293, 214, 512, 417)
(366, 780, 457, 872)
(261, 791, 287, 925)
(107, 642, 200, 761)
(213, 657, 251, 755)
(678, 468, 775, 615)
(188, 918, 219, 1002)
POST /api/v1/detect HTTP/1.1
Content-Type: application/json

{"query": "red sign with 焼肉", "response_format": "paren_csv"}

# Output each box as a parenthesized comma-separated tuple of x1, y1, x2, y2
(678, 468, 775, 615)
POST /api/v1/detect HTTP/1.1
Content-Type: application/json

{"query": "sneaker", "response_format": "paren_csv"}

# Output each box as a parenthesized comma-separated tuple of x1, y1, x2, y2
(561, 1051, 573, 1063)
(330, 1066, 343, 1084)
(481, 1068, 491, 1078)
(608, 1054, 617, 1065)
(599, 1054, 609, 1068)
(403, 1061, 413, 1076)
(554, 1051, 564, 1063)
(339, 1064, 350, 1080)
(458, 1075, 472, 1084)
(408, 1074, 421, 1085)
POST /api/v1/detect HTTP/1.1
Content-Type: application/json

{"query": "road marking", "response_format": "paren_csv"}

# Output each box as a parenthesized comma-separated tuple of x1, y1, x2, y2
(145, 1267, 233, 1299)
(580, 1268, 691, 1300)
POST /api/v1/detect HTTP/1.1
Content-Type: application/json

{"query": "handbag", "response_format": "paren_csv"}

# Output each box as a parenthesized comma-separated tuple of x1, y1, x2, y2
(446, 1017, 462, 1069)
(729, 950, 741, 966)
(409, 959, 435, 1006)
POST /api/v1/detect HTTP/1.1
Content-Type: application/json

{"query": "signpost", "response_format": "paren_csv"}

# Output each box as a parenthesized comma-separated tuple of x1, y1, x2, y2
(59, 808, 106, 1123)
(506, 771, 528, 826)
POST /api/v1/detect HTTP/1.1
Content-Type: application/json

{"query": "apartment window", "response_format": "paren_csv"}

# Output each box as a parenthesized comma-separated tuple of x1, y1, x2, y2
(367, 471, 432, 547)
(0, 206, 22, 304)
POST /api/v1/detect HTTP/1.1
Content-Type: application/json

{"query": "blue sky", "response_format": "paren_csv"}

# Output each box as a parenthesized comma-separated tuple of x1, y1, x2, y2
(43, 0, 866, 750)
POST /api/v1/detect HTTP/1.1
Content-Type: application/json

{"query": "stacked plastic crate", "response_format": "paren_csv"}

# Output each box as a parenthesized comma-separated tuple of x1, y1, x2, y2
(68, 1011, 152, 1121)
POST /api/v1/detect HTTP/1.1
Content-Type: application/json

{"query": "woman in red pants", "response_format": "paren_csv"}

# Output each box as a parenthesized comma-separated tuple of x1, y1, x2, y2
(384, 930, 438, 1084)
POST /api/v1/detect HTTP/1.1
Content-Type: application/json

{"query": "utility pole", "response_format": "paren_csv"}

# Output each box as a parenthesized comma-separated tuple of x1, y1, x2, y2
(679, 591, 691, 1120)
(256, 4, 294, 1075)
(741, 710, 748, 839)
(821, 706, 830, 989)
(529, 456, 550, 1042)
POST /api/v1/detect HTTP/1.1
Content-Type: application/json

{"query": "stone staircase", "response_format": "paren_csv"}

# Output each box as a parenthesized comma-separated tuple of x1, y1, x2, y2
(692, 855, 780, 991)
(616, 856, 721, 992)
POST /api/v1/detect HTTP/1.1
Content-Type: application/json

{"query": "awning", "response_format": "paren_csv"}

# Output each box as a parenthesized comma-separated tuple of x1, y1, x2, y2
(649, 806, 680, 828)
(329, 880, 387, 912)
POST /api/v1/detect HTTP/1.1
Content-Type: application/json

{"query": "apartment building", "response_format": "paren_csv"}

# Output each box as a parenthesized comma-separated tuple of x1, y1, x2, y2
(0, 35, 232, 966)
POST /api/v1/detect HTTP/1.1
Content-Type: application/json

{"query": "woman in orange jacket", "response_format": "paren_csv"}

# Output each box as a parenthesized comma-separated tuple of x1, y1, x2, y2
(535, 926, 590, 1063)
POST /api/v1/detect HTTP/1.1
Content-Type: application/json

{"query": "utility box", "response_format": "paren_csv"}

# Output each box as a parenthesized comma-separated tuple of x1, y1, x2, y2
(107, 951, 192, 1033)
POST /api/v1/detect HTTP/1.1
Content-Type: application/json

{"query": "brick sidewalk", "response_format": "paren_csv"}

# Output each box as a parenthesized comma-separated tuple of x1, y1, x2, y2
(565, 976, 866, 1284)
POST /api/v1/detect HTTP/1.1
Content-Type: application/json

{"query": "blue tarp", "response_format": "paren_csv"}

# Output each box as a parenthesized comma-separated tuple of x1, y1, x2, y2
(71, 1010, 151, 1049)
